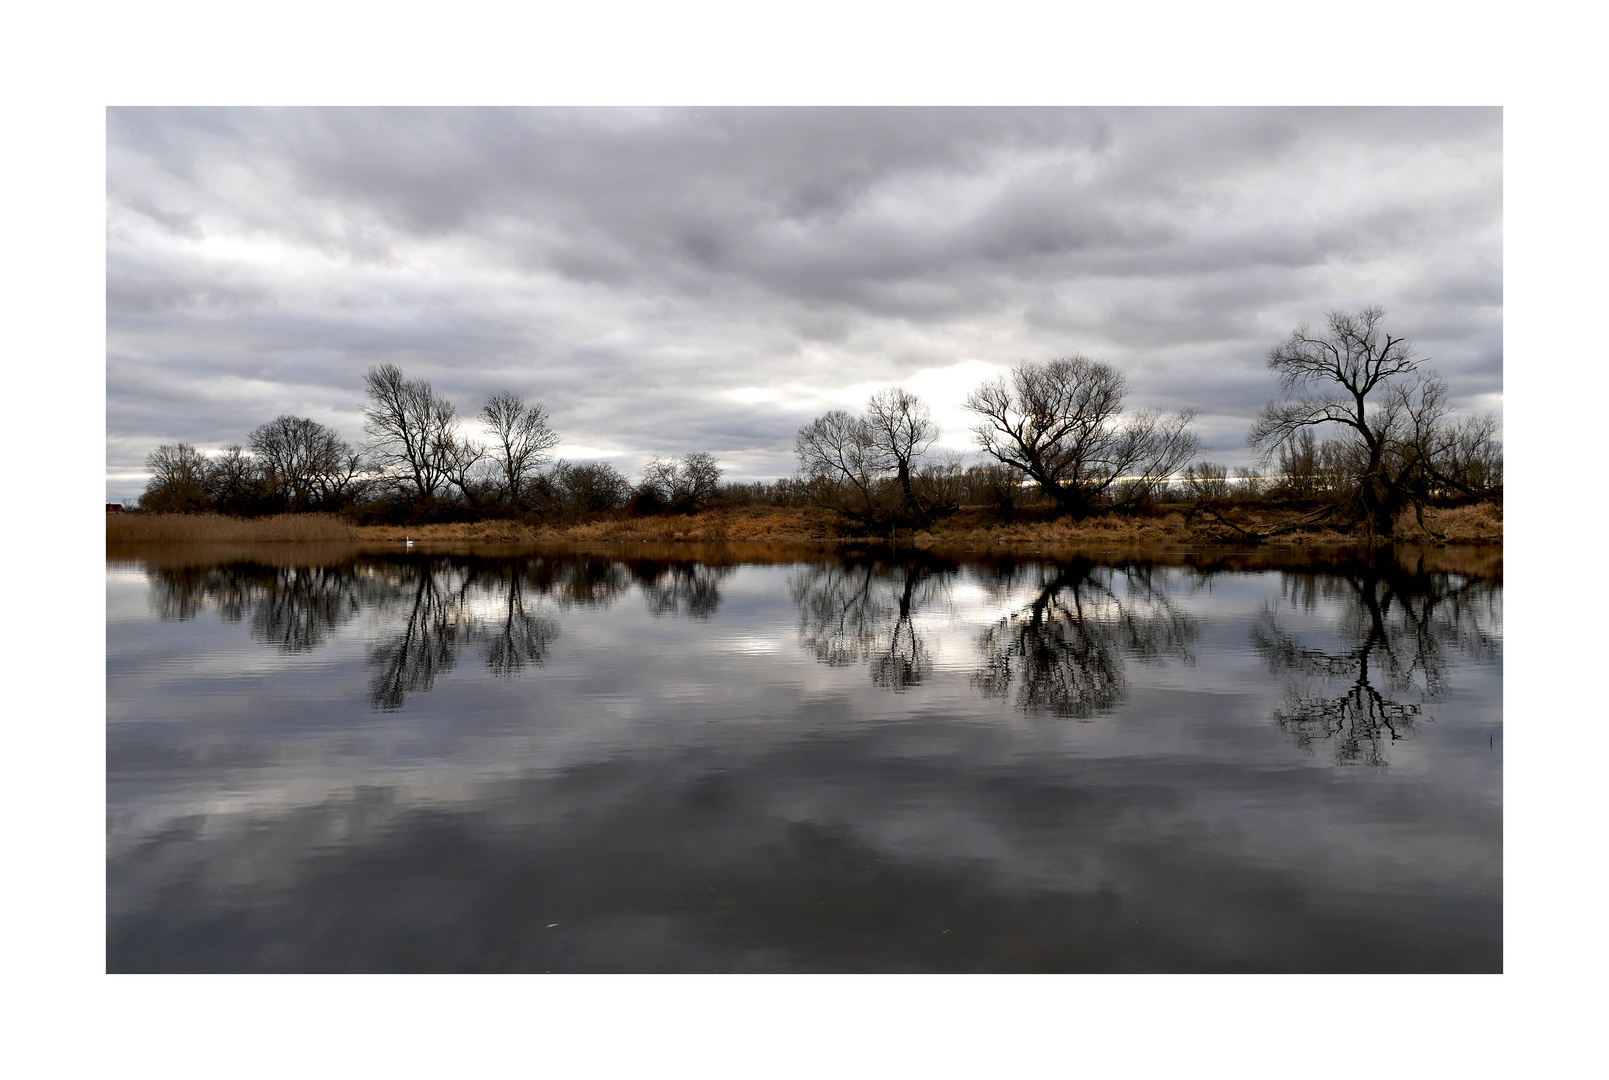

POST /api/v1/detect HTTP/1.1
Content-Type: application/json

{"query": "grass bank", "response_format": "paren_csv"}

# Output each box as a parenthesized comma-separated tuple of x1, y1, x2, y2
(108, 501, 1502, 550)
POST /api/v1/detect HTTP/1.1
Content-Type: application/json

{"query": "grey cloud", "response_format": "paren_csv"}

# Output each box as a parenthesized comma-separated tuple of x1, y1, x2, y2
(106, 107, 1501, 498)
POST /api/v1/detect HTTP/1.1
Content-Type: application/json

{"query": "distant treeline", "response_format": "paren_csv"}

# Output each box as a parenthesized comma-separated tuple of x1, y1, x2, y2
(134, 307, 1502, 538)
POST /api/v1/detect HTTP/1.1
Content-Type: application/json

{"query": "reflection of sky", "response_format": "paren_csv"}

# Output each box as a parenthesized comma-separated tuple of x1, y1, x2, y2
(107, 558, 1502, 972)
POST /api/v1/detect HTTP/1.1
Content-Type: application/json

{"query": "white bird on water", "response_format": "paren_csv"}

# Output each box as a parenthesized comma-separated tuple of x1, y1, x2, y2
(405, 536, 414, 548)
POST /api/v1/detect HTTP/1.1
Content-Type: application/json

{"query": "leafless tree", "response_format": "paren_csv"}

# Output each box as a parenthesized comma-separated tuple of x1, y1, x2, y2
(1183, 461, 1231, 502)
(794, 409, 888, 523)
(794, 387, 944, 526)
(965, 356, 1199, 518)
(249, 415, 364, 512)
(1424, 411, 1503, 501)
(640, 452, 723, 513)
(1248, 307, 1450, 535)
(204, 444, 262, 513)
(480, 390, 561, 508)
(865, 387, 939, 522)
(1232, 467, 1266, 501)
(362, 364, 463, 504)
(550, 459, 632, 513)
(141, 443, 213, 512)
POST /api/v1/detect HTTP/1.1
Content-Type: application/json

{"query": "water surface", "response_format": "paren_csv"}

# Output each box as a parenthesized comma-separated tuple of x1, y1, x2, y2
(107, 543, 1502, 972)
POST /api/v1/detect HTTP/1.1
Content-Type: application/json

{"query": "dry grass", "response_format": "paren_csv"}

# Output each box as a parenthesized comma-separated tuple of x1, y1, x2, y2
(108, 501, 1502, 552)
(1401, 502, 1503, 543)
(106, 512, 355, 543)
(350, 506, 842, 544)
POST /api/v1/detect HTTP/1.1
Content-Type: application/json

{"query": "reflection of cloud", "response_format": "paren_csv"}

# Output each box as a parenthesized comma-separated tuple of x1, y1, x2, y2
(107, 738, 1501, 973)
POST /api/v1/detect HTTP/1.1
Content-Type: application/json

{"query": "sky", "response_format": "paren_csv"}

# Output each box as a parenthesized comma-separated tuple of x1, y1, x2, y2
(105, 107, 1502, 502)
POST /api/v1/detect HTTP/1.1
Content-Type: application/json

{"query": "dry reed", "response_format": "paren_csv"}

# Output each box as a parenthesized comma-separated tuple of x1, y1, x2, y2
(106, 512, 355, 543)
(109, 502, 1501, 551)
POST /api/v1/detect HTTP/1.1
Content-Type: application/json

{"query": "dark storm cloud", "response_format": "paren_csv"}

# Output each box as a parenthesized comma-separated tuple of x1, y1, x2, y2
(106, 107, 1502, 499)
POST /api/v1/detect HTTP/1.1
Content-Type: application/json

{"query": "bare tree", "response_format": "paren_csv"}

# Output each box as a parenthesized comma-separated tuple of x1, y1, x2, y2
(1248, 308, 1439, 535)
(1425, 411, 1503, 501)
(640, 451, 723, 513)
(1232, 467, 1266, 501)
(140, 443, 212, 512)
(249, 415, 363, 512)
(794, 387, 944, 526)
(965, 356, 1199, 518)
(480, 390, 561, 508)
(362, 364, 461, 504)
(865, 387, 939, 522)
(550, 460, 632, 513)
(205, 444, 262, 514)
(794, 409, 887, 523)
(795, 410, 882, 521)
(1183, 461, 1231, 502)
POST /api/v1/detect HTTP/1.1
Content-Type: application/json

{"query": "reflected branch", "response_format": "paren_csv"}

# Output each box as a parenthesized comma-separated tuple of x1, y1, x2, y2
(790, 555, 955, 691)
(1253, 558, 1501, 764)
(972, 560, 1199, 720)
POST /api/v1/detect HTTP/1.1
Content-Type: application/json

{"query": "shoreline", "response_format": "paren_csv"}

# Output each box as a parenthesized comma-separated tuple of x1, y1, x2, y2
(105, 502, 1503, 549)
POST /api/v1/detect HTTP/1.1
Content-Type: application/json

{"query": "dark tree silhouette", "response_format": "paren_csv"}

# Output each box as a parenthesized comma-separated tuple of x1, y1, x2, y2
(795, 387, 943, 527)
(639, 452, 723, 514)
(480, 390, 560, 509)
(965, 357, 1199, 518)
(1247, 307, 1499, 537)
(362, 364, 466, 505)
(249, 415, 365, 512)
(140, 443, 212, 513)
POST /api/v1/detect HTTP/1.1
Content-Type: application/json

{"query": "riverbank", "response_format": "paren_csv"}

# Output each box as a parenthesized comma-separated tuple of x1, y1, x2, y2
(107, 501, 1503, 549)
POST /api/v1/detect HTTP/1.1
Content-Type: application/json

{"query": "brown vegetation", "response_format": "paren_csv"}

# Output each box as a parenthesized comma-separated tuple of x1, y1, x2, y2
(106, 512, 356, 543)
(110, 501, 1501, 555)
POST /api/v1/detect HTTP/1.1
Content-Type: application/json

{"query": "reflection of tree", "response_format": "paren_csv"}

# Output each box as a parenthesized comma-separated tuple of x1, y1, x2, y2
(1252, 561, 1501, 765)
(972, 560, 1199, 719)
(631, 560, 730, 620)
(147, 551, 744, 710)
(147, 563, 376, 651)
(366, 558, 571, 710)
(367, 560, 472, 710)
(482, 570, 561, 679)
(790, 556, 956, 690)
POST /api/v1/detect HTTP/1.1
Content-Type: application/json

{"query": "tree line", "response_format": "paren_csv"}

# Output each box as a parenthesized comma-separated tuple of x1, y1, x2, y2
(137, 307, 1502, 536)
(138, 364, 727, 522)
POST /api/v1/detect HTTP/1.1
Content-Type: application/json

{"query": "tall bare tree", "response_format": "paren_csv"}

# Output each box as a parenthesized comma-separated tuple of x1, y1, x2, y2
(1247, 307, 1486, 535)
(249, 415, 363, 512)
(795, 387, 944, 526)
(865, 387, 939, 522)
(965, 356, 1199, 518)
(362, 364, 462, 504)
(795, 409, 887, 523)
(479, 390, 561, 508)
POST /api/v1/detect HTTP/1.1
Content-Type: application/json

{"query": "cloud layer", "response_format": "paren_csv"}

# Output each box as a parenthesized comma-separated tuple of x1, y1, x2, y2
(106, 107, 1503, 500)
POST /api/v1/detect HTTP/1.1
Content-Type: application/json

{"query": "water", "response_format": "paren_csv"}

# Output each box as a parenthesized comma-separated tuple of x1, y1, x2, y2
(106, 543, 1502, 972)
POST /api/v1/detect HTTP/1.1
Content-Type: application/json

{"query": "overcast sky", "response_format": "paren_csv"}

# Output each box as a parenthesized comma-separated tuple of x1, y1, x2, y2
(105, 106, 1502, 501)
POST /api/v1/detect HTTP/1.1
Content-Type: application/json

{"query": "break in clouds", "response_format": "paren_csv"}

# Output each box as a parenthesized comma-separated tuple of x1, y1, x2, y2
(106, 107, 1502, 502)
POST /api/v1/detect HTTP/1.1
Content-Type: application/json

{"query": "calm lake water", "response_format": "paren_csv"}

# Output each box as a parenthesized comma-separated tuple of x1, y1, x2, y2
(106, 542, 1502, 972)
